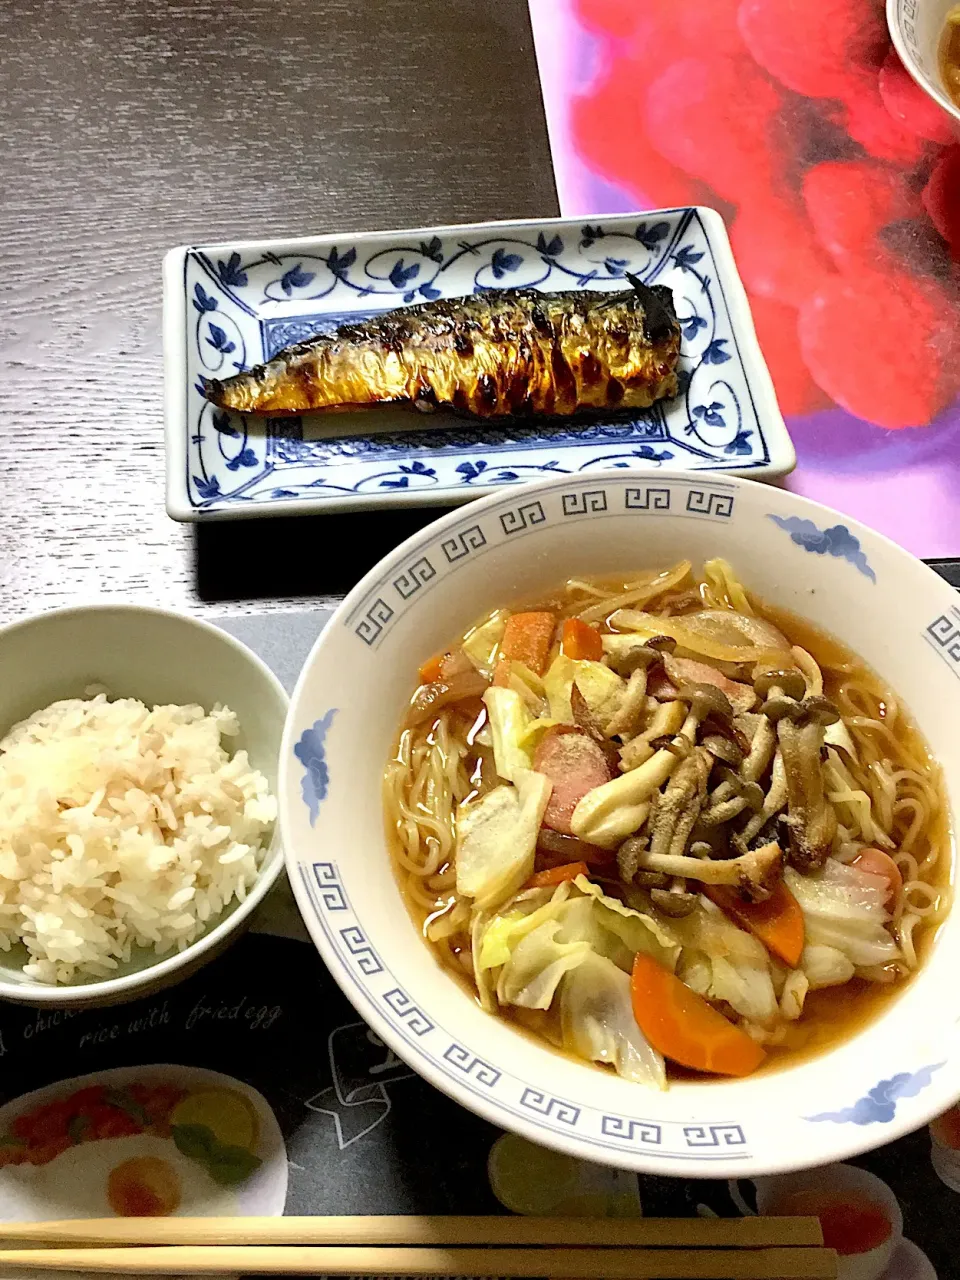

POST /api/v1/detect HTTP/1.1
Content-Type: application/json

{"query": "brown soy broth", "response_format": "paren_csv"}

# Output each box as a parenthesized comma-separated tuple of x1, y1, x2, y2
(389, 571, 951, 1083)
(941, 14, 960, 108)
(488, 974, 919, 1083)
(504, 974, 914, 1083)
(753, 596, 945, 816)
(749, 597, 951, 1054)
(753, 594, 951, 914)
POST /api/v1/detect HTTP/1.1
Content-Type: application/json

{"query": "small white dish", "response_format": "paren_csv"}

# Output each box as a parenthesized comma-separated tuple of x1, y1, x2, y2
(163, 209, 794, 521)
(747, 1163, 902, 1280)
(888, 0, 960, 126)
(280, 469, 959, 1178)
(0, 1064, 287, 1220)
(884, 1239, 938, 1280)
(0, 605, 288, 1008)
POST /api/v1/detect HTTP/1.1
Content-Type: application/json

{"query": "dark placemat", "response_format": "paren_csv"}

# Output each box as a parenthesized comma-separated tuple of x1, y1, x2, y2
(0, 604, 953, 1278)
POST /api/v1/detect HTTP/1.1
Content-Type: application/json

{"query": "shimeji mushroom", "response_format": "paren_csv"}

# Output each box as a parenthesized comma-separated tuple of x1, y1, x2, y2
(700, 731, 744, 768)
(606, 665, 655, 738)
(650, 884, 699, 917)
(751, 666, 841, 871)
(700, 776, 765, 827)
(570, 682, 722, 848)
(738, 750, 788, 846)
(676, 680, 736, 724)
(618, 698, 687, 772)
(604, 635, 676, 677)
(754, 666, 807, 704)
(733, 666, 801, 786)
(778, 714, 839, 870)
(634, 840, 783, 902)
(648, 747, 712, 860)
(617, 834, 650, 883)
(740, 715, 777, 784)
(603, 639, 676, 739)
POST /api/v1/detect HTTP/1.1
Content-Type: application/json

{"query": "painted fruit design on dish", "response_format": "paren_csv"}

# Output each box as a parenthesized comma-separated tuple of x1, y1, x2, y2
(487, 1132, 642, 1217)
(0, 1082, 261, 1217)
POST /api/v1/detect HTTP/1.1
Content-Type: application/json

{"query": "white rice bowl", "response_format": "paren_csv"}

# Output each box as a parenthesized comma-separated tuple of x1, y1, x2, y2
(0, 694, 277, 984)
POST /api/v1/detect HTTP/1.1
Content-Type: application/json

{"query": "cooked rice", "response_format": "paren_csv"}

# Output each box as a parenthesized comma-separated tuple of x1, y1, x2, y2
(0, 695, 276, 984)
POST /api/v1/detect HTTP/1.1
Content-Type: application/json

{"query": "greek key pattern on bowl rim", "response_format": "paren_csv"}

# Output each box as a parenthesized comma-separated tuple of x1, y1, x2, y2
(924, 606, 960, 680)
(296, 857, 753, 1162)
(344, 477, 737, 650)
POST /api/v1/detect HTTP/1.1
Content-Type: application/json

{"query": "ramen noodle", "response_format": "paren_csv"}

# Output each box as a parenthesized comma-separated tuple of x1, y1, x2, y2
(385, 560, 950, 1087)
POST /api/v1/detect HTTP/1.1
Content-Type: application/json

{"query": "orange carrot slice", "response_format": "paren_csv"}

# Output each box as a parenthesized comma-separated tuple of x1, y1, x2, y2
(561, 617, 604, 662)
(525, 861, 590, 889)
(493, 612, 556, 684)
(630, 953, 766, 1077)
(705, 881, 805, 969)
(418, 652, 445, 684)
(852, 848, 903, 907)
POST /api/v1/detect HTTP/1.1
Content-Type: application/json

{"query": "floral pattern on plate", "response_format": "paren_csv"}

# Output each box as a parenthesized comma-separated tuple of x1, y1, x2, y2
(164, 209, 793, 519)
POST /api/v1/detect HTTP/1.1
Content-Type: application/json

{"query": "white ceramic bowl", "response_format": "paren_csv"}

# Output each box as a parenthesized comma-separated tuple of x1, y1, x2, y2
(281, 471, 960, 1178)
(751, 1164, 903, 1280)
(0, 605, 288, 1008)
(888, 0, 960, 126)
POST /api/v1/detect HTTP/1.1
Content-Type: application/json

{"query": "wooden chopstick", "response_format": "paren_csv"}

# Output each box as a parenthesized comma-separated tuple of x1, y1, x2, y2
(0, 1244, 839, 1278)
(0, 1214, 824, 1248)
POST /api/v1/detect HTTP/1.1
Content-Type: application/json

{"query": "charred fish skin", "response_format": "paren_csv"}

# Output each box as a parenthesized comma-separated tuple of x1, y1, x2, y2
(205, 277, 681, 419)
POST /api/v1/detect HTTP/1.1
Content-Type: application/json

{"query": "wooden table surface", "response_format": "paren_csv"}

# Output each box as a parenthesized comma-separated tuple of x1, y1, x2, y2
(0, 0, 558, 620)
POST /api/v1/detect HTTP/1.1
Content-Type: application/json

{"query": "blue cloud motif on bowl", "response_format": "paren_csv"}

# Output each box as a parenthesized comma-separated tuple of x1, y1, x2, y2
(767, 514, 876, 583)
(806, 1062, 944, 1125)
(294, 709, 337, 826)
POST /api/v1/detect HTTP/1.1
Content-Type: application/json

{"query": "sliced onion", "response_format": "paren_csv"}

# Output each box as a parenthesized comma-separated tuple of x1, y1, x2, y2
(440, 647, 477, 679)
(406, 671, 490, 726)
(678, 609, 789, 651)
(609, 609, 790, 665)
(576, 561, 692, 623)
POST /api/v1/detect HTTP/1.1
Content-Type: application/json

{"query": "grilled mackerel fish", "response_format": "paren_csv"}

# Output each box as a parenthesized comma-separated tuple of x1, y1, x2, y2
(205, 276, 680, 419)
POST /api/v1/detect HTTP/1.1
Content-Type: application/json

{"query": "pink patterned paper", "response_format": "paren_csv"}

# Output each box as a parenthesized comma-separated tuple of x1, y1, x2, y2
(528, 0, 960, 557)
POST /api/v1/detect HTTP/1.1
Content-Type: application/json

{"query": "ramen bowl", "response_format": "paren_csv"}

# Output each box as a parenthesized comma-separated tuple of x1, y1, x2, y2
(280, 471, 960, 1177)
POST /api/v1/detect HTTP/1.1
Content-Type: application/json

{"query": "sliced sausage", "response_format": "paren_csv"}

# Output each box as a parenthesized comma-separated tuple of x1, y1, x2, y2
(664, 655, 757, 713)
(533, 728, 613, 834)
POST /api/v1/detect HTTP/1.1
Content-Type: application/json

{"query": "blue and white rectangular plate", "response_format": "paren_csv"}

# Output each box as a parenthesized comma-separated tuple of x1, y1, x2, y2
(162, 208, 794, 521)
